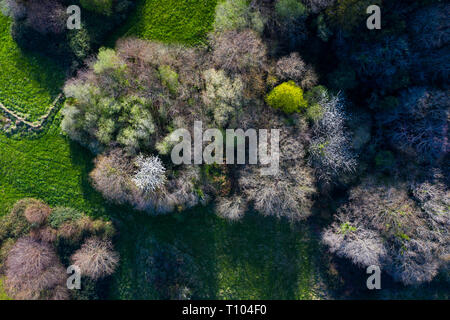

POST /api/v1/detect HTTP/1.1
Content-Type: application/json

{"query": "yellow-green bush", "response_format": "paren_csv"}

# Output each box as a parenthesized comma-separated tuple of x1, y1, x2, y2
(158, 65, 179, 94)
(265, 81, 307, 114)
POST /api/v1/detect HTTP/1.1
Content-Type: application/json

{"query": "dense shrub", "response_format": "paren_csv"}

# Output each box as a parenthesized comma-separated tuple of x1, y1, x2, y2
(326, 0, 382, 34)
(48, 207, 83, 229)
(158, 65, 180, 95)
(80, 0, 114, 16)
(213, 0, 265, 34)
(0, 199, 34, 242)
(266, 81, 308, 114)
(305, 0, 336, 13)
(62, 40, 211, 154)
(275, 0, 308, 20)
(272, 0, 309, 50)
(62, 48, 156, 154)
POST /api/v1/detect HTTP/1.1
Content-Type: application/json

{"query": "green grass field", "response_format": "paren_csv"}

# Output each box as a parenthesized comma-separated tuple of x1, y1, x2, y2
(0, 15, 64, 122)
(110, 0, 217, 45)
(0, 118, 107, 217)
(111, 207, 325, 299)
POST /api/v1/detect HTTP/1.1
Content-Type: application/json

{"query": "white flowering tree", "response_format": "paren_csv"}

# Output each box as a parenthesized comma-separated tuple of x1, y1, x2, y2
(132, 155, 166, 193)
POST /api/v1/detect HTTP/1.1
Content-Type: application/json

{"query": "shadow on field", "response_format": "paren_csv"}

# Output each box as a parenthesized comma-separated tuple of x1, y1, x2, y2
(107, 204, 326, 299)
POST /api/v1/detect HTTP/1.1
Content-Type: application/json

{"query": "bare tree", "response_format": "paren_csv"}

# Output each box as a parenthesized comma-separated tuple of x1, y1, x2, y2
(5, 237, 67, 300)
(216, 196, 247, 221)
(309, 93, 357, 185)
(211, 29, 267, 74)
(71, 237, 119, 280)
(276, 52, 306, 83)
(378, 87, 449, 163)
(90, 149, 139, 205)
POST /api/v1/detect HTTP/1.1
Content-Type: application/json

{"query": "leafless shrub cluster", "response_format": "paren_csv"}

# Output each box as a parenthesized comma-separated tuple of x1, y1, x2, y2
(411, 170, 450, 227)
(90, 149, 139, 205)
(29, 226, 57, 243)
(90, 149, 205, 214)
(0, 197, 120, 299)
(276, 53, 306, 82)
(322, 224, 387, 267)
(323, 177, 449, 285)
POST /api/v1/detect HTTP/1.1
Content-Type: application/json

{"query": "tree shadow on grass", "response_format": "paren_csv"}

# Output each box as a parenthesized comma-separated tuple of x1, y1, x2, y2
(68, 140, 111, 218)
(111, 205, 326, 299)
(211, 211, 320, 299)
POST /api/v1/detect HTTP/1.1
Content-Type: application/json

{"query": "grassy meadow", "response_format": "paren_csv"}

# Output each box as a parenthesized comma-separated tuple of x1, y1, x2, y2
(0, 15, 64, 122)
